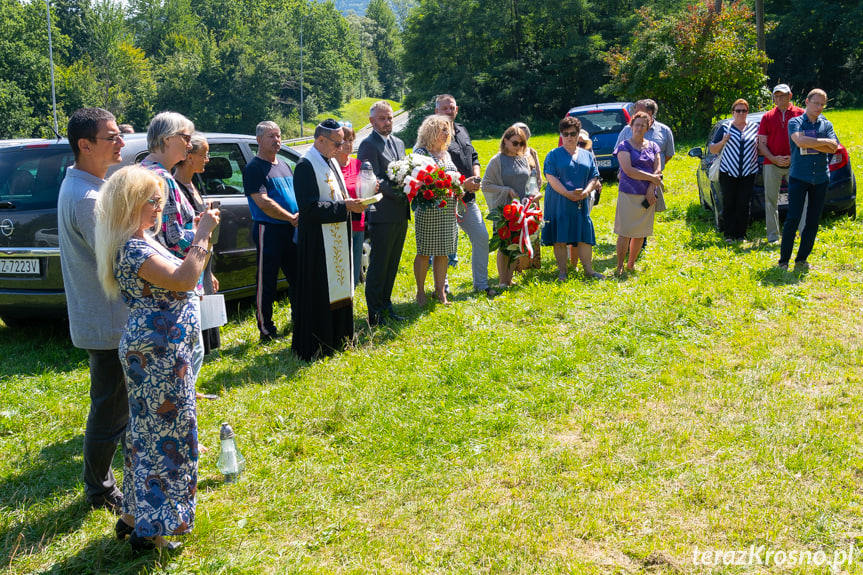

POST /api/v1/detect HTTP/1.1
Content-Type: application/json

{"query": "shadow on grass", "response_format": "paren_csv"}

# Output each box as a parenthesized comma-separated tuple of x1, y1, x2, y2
(0, 435, 105, 567)
(31, 535, 174, 575)
(0, 320, 85, 378)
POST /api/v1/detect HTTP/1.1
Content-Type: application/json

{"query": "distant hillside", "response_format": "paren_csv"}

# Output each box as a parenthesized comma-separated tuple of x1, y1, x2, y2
(334, 0, 369, 15)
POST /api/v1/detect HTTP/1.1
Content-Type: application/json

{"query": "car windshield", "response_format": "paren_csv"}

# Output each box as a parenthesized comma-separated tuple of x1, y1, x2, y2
(572, 110, 628, 135)
(0, 148, 74, 210)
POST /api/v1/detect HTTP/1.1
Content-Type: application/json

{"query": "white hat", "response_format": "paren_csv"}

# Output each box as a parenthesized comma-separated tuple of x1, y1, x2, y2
(772, 83, 792, 94)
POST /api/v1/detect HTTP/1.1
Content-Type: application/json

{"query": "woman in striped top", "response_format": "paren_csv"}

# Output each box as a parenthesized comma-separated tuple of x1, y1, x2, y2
(709, 99, 760, 242)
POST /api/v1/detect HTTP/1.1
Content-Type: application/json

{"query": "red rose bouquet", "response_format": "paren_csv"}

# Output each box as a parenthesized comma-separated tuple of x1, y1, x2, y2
(387, 153, 466, 210)
(487, 198, 543, 263)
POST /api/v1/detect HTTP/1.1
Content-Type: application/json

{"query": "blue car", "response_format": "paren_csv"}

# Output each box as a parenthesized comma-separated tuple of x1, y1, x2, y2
(688, 112, 857, 232)
(560, 102, 634, 175)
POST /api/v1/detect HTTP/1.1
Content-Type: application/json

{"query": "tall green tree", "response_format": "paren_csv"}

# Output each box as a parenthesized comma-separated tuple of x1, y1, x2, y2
(346, 14, 382, 99)
(402, 0, 639, 128)
(0, 0, 69, 137)
(764, 0, 863, 108)
(365, 0, 403, 99)
(602, 1, 769, 137)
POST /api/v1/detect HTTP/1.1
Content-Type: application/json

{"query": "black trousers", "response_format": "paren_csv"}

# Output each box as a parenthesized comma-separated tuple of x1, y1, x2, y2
(719, 172, 755, 239)
(83, 349, 128, 504)
(365, 219, 408, 318)
(253, 221, 298, 336)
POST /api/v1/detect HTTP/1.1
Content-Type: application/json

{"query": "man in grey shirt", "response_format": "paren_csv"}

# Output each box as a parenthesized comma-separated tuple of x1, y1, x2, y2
(58, 108, 128, 512)
(615, 98, 675, 169)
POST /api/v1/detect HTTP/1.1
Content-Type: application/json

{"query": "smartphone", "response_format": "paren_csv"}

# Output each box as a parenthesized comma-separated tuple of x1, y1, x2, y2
(641, 197, 651, 209)
(209, 200, 221, 210)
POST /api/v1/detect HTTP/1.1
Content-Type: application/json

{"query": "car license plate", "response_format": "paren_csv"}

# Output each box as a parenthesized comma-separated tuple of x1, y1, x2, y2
(597, 159, 612, 168)
(778, 192, 788, 206)
(0, 258, 40, 275)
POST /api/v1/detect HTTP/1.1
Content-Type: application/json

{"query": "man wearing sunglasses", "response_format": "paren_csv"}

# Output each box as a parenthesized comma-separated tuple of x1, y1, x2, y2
(58, 108, 129, 514)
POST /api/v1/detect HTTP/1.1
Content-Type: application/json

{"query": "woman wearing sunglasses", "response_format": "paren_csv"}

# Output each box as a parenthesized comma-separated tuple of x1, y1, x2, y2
(709, 98, 760, 243)
(481, 123, 541, 287)
(95, 166, 220, 552)
(542, 116, 604, 281)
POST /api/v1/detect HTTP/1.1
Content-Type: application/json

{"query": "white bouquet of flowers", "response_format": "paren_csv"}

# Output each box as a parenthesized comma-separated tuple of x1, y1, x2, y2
(387, 153, 466, 209)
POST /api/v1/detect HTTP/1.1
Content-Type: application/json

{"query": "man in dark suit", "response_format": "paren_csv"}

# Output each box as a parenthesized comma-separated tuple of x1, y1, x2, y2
(358, 100, 408, 325)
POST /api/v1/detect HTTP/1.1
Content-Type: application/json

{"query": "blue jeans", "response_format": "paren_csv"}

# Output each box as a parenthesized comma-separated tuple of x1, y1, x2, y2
(779, 177, 829, 265)
(456, 201, 490, 290)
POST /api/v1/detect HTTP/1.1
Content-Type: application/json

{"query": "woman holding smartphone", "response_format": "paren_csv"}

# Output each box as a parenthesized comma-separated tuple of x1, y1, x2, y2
(613, 111, 663, 275)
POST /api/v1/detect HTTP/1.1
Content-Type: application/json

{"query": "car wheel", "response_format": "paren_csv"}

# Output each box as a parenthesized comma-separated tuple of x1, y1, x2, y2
(710, 187, 724, 233)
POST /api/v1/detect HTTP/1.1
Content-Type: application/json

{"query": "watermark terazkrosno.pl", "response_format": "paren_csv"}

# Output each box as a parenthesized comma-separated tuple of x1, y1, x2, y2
(692, 545, 856, 569)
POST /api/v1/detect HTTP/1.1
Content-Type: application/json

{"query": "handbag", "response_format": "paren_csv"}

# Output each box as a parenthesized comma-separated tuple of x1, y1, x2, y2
(708, 127, 726, 182)
(654, 183, 667, 212)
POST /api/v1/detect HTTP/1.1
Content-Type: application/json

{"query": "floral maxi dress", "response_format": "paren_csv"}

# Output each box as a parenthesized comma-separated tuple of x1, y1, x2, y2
(117, 237, 199, 538)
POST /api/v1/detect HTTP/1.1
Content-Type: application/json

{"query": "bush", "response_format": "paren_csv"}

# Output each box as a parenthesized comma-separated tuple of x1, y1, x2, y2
(601, 1, 770, 138)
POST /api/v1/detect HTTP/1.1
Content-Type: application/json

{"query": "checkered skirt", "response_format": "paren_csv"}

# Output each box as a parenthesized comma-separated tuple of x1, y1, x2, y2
(415, 201, 458, 256)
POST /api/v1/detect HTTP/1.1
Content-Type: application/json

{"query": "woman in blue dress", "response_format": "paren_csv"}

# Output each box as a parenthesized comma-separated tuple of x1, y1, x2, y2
(95, 166, 220, 552)
(542, 116, 604, 281)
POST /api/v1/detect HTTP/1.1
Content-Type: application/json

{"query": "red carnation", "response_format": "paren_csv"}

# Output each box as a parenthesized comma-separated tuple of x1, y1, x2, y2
(438, 200, 447, 208)
(502, 204, 517, 221)
(508, 218, 521, 231)
(527, 218, 539, 234)
(423, 175, 433, 185)
(436, 179, 446, 189)
(459, 174, 466, 183)
(423, 189, 434, 200)
(498, 226, 511, 240)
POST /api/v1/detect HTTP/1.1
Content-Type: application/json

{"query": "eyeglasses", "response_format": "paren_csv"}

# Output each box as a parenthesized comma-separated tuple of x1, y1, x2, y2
(733, 109, 748, 113)
(509, 139, 525, 148)
(174, 133, 192, 144)
(94, 134, 124, 144)
(146, 196, 162, 206)
(326, 136, 345, 147)
(561, 131, 579, 138)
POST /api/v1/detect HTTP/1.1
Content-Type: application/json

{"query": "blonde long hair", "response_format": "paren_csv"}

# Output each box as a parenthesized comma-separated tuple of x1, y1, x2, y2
(95, 166, 165, 298)
(415, 115, 452, 153)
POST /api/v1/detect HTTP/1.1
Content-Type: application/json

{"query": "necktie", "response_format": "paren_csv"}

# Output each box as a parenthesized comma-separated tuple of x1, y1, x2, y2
(385, 137, 397, 159)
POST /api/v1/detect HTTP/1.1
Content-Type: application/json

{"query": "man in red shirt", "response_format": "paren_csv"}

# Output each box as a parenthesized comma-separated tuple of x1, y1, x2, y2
(758, 84, 804, 242)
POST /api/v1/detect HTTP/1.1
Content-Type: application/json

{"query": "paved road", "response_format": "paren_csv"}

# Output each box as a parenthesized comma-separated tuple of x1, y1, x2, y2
(289, 109, 409, 154)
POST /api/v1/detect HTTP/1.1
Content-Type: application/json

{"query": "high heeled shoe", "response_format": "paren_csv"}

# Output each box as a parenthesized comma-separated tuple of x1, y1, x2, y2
(128, 532, 182, 553)
(115, 518, 134, 540)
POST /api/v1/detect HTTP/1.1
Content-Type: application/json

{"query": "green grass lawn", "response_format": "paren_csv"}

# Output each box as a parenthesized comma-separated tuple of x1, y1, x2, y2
(313, 98, 403, 135)
(2, 111, 863, 574)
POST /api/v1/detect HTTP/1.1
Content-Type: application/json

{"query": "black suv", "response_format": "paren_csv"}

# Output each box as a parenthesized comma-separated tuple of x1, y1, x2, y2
(0, 133, 301, 325)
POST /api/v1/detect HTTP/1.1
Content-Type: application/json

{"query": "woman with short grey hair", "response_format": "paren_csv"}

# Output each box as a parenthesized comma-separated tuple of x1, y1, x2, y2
(140, 111, 207, 379)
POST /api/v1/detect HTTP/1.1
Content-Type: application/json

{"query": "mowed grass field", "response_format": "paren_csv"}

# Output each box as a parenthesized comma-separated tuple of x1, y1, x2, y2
(1, 110, 863, 574)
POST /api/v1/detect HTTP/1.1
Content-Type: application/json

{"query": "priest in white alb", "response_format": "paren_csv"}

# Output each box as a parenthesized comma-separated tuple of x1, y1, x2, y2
(292, 119, 368, 361)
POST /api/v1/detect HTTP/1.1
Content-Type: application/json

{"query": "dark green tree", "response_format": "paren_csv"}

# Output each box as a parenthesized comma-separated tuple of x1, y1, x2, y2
(365, 0, 403, 99)
(764, 0, 863, 108)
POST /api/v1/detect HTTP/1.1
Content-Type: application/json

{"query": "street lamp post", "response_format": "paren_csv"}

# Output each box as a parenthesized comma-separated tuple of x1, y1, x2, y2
(45, 0, 59, 137)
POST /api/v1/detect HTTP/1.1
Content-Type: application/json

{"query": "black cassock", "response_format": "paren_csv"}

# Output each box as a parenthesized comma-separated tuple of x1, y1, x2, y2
(291, 155, 355, 361)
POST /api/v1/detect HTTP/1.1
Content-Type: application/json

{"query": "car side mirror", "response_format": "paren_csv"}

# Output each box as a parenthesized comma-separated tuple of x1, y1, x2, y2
(688, 147, 703, 158)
